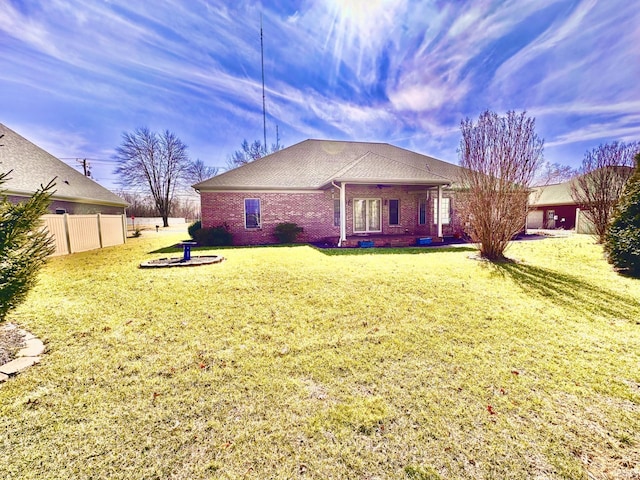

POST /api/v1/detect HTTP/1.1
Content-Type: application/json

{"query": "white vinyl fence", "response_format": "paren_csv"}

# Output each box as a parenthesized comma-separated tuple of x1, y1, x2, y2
(42, 214, 127, 256)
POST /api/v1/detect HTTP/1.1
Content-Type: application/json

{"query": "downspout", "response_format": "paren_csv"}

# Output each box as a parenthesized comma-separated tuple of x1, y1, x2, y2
(437, 185, 443, 239)
(332, 181, 346, 247)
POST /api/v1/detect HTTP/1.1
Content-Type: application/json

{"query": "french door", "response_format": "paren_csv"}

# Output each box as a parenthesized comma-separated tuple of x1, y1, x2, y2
(353, 199, 381, 232)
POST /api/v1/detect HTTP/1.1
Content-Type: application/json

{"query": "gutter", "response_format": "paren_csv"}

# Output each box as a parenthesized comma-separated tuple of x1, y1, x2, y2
(331, 181, 345, 247)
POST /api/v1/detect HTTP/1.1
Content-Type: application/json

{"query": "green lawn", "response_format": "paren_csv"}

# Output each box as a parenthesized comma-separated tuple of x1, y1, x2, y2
(1, 233, 639, 479)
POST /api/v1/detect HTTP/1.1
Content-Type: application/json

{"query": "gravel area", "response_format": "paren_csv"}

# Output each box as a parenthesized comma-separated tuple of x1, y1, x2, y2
(0, 324, 26, 365)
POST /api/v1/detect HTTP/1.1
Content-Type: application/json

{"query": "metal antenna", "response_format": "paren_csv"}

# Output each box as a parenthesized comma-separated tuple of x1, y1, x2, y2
(260, 13, 267, 150)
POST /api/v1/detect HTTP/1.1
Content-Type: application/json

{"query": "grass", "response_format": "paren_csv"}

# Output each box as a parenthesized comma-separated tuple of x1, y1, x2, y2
(1, 232, 639, 479)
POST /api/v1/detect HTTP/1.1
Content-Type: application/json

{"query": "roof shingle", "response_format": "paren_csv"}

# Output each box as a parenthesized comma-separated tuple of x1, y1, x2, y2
(0, 123, 126, 207)
(194, 139, 464, 190)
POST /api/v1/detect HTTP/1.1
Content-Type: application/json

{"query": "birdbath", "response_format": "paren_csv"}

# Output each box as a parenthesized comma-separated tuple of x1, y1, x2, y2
(178, 241, 197, 261)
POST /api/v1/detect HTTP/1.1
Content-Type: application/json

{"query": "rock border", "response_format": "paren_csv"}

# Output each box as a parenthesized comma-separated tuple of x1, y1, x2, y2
(0, 324, 45, 384)
(139, 255, 225, 268)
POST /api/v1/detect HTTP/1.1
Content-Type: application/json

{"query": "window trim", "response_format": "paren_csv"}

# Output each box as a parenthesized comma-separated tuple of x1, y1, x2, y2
(333, 199, 341, 227)
(244, 198, 261, 229)
(388, 199, 400, 226)
(353, 198, 382, 233)
(418, 198, 427, 225)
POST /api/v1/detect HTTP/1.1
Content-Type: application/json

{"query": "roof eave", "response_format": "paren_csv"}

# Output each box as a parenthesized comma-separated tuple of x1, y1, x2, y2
(5, 189, 128, 208)
(195, 185, 322, 193)
(330, 178, 452, 187)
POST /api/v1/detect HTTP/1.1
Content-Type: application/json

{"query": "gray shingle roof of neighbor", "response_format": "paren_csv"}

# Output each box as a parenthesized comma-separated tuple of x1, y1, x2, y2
(0, 123, 127, 207)
(193, 139, 465, 191)
(529, 181, 577, 206)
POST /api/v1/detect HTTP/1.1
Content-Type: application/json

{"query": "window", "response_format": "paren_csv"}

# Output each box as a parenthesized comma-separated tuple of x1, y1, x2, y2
(418, 198, 427, 225)
(353, 199, 381, 232)
(389, 199, 399, 225)
(433, 197, 450, 225)
(244, 198, 261, 229)
(334, 199, 340, 227)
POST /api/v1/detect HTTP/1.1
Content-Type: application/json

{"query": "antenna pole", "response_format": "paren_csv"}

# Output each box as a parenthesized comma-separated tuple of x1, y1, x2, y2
(260, 14, 267, 150)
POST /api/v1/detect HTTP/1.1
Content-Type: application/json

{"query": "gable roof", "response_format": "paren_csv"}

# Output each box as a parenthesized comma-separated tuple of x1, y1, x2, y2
(0, 123, 127, 207)
(529, 181, 577, 206)
(194, 139, 464, 191)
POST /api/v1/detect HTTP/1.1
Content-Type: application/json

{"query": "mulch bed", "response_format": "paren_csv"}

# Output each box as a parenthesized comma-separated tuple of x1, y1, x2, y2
(0, 324, 26, 366)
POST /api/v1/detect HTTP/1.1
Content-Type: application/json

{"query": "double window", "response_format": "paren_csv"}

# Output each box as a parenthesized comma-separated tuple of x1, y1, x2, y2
(244, 198, 261, 229)
(354, 199, 381, 232)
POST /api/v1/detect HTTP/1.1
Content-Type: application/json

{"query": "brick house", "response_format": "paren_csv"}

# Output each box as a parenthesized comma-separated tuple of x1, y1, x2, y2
(194, 140, 466, 247)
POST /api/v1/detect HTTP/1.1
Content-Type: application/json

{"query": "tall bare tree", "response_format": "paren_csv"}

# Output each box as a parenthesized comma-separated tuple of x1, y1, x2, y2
(458, 110, 544, 261)
(534, 161, 576, 186)
(570, 141, 639, 243)
(227, 138, 283, 170)
(187, 159, 218, 184)
(114, 128, 190, 227)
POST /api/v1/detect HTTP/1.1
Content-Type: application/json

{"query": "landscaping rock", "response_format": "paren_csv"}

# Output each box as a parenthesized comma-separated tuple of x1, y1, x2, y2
(18, 338, 45, 357)
(0, 356, 41, 375)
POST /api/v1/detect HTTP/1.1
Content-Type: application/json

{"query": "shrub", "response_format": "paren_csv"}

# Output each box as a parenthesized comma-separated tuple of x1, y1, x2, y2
(1, 172, 55, 323)
(274, 222, 303, 243)
(605, 152, 640, 276)
(193, 223, 233, 246)
(188, 220, 201, 239)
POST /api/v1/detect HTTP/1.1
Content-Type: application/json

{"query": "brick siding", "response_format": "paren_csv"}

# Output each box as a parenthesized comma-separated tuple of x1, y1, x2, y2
(201, 186, 458, 245)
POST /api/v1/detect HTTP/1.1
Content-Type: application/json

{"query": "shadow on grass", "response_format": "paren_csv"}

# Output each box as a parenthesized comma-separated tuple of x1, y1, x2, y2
(493, 262, 640, 322)
(313, 246, 478, 256)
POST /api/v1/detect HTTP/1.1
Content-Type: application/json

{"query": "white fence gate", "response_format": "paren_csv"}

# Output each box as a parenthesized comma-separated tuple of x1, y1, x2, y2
(42, 214, 127, 256)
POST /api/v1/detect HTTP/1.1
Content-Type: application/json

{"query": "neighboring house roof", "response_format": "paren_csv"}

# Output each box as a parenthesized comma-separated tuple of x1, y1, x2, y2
(0, 123, 127, 207)
(529, 181, 577, 207)
(193, 139, 464, 191)
(530, 166, 635, 207)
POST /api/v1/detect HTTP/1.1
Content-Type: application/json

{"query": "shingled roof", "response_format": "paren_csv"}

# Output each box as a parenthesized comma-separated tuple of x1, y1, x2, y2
(529, 181, 576, 206)
(0, 123, 127, 208)
(193, 139, 464, 191)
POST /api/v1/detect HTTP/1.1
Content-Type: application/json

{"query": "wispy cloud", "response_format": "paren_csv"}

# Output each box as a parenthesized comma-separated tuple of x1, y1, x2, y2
(1, 0, 639, 186)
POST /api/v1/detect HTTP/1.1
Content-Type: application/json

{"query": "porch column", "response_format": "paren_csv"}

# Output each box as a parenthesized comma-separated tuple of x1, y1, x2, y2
(339, 182, 347, 246)
(436, 185, 443, 238)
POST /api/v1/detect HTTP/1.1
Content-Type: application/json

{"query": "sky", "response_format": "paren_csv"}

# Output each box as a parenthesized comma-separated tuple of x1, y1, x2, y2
(1, 0, 639, 190)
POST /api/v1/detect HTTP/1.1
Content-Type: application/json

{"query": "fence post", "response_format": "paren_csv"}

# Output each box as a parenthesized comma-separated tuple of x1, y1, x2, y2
(97, 213, 104, 248)
(122, 214, 127, 243)
(62, 213, 72, 254)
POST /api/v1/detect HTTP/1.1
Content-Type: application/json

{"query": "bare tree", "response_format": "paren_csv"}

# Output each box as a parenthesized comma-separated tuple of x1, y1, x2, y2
(570, 141, 639, 243)
(227, 138, 283, 169)
(458, 110, 544, 261)
(534, 161, 576, 186)
(114, 128, 190, 227)
(187, 159, 218, 184)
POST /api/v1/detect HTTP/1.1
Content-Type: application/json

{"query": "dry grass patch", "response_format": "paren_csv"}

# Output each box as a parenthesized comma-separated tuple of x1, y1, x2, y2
(0, 234, 639, 479)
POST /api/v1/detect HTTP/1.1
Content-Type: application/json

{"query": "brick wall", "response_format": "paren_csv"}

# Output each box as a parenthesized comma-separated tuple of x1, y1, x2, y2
(200, 186, 458, 245)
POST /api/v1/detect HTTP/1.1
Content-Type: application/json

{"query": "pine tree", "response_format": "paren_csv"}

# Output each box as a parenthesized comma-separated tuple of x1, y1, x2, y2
(605, 152, 640, 277)
(0, 172, 56, 322)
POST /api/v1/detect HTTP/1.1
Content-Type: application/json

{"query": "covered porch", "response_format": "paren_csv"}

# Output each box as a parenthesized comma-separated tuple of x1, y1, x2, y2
(341, 233, 443, 248)
(330, 180, 452, 248)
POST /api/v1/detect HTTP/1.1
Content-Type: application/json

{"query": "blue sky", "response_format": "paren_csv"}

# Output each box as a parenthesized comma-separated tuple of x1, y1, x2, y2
(1, 0, 639, 189)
